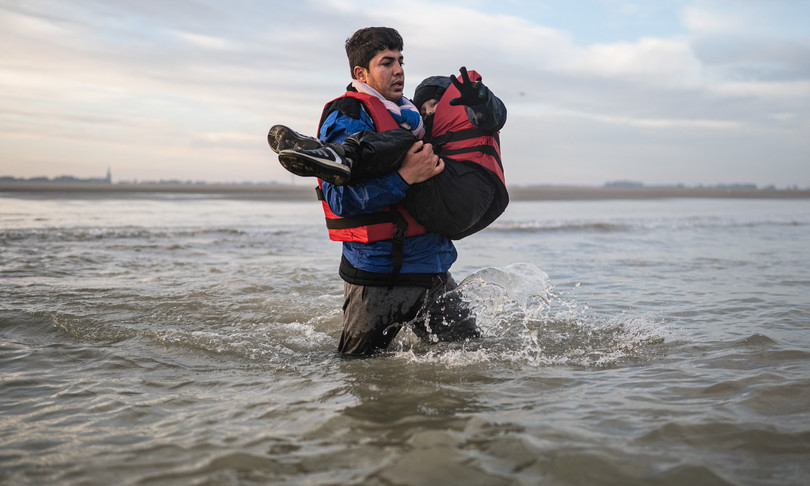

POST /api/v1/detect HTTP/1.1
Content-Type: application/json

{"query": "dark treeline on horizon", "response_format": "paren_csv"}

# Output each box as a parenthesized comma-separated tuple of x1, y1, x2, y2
(2, 175, 809, 191)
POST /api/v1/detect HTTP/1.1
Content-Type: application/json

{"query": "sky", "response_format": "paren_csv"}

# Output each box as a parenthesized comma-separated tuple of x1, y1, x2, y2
(1, 0, 809, 187)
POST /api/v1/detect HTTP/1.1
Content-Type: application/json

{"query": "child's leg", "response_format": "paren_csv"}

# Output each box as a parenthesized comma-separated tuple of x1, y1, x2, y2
(343, 129, 417, 181)
(272, 127, 417, 186)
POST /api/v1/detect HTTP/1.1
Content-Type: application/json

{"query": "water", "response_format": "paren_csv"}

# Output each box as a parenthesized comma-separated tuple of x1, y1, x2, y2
(1, 194, 809, 485)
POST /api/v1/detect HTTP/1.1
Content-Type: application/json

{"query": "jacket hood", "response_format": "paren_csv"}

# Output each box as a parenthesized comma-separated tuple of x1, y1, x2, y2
(412, 76, 452, 110)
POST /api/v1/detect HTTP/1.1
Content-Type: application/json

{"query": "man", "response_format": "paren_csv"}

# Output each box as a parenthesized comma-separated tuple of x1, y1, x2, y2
(312, 27, 478, 355)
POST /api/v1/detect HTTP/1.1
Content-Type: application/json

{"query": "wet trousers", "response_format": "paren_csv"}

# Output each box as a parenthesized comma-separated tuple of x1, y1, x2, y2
(337, 272, 479, 356)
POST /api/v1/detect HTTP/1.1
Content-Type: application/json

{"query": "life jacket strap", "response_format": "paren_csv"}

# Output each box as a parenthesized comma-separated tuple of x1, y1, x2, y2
(432, 128, 502, 166)
(318, 185, 407, 286)
(431, 127, 492, 147)
(318, 187, 402, 229)
(326, 211, 398, 229)
(388, 205, 408, 289)
(442, 145, 502, 166)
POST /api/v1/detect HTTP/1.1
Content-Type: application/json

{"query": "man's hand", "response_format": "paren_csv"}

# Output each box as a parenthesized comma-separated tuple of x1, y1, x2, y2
(449, 66, 486, 106)
(397, 140, 444, 185)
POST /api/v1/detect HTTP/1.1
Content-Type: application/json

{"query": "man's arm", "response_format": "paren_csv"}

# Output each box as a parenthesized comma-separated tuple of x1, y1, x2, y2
(319, 110, 443, 217)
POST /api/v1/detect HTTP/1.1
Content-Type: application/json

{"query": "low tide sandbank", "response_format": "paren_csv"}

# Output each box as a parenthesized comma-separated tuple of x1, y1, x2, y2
(2, 182, 809, 201)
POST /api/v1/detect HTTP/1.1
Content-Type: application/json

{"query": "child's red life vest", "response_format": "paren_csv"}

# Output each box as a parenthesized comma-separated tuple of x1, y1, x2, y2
(431, 69, 505, 189)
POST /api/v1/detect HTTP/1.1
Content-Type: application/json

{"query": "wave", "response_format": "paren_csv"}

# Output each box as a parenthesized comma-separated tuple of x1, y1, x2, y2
(0, 226, 289, 243)
(486, 221, 631, 233)
(484, 217, 809, 234)
(49, 303, 341, 366)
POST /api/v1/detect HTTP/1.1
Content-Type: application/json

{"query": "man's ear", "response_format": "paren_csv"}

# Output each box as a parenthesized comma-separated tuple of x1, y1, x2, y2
(353, 65, 367, 83)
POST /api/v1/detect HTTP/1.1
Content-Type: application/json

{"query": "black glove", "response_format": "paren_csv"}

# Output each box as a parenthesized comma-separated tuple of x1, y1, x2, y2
(449, 66, 487, 106)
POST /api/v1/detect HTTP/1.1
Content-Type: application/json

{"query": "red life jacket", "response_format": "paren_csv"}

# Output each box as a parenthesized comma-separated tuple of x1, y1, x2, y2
(315, 91, 427, 243)
(430, 69, 506, 188)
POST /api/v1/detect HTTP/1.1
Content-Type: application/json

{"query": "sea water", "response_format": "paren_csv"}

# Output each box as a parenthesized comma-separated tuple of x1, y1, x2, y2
(1, 194, 809, 485)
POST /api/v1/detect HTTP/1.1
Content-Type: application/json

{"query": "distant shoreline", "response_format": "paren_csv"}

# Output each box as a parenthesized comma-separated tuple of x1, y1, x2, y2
(2, 182, 809, 201)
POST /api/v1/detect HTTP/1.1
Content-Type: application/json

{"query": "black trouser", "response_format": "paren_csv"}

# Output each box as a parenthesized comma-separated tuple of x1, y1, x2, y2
(338, 273, 479, 356)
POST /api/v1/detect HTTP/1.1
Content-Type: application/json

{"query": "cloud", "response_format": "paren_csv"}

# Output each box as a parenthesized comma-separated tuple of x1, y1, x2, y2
(574, 38, 700, 82)
(685, 2, 810, 81)
(170, 30, 240, 51)
(1, 0, 808, 186)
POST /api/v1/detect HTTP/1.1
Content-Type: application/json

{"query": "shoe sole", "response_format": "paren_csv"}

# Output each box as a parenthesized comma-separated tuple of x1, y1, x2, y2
(267, 125, 322, 153)
(279, 149, 350, 185)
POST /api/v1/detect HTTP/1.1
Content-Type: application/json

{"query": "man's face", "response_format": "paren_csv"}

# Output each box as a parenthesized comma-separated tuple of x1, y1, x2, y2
(355, 49, 404, 103)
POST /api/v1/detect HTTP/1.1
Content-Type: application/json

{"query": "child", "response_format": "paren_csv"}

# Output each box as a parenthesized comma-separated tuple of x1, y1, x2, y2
(268, 67, 508, 240)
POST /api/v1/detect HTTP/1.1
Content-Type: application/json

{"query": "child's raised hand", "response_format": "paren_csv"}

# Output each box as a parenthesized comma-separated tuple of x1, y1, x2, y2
(449, 67, 486, 106)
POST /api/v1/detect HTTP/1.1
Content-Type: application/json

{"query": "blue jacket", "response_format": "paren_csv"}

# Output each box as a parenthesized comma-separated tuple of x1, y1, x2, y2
(318, 103, 457, 274)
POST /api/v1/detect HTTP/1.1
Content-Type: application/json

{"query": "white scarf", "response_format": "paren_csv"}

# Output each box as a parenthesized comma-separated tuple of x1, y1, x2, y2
(351, 80, 425, 139)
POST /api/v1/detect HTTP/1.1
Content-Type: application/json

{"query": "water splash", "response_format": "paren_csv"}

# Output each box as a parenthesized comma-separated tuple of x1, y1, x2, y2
(394, 263, 667, 367)
(458, 263, 553, 328)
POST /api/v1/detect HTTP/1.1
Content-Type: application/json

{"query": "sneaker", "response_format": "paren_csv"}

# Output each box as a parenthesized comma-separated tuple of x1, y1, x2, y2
(278, 145, 352, 185)
(267, 125, 322, 153)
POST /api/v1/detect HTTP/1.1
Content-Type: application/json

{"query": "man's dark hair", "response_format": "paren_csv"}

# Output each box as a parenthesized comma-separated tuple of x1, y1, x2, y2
(345, 27, 404, 79)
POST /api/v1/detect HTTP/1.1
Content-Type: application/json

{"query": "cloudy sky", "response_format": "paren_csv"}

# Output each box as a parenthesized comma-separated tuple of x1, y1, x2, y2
(2, 0, 808, 187)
